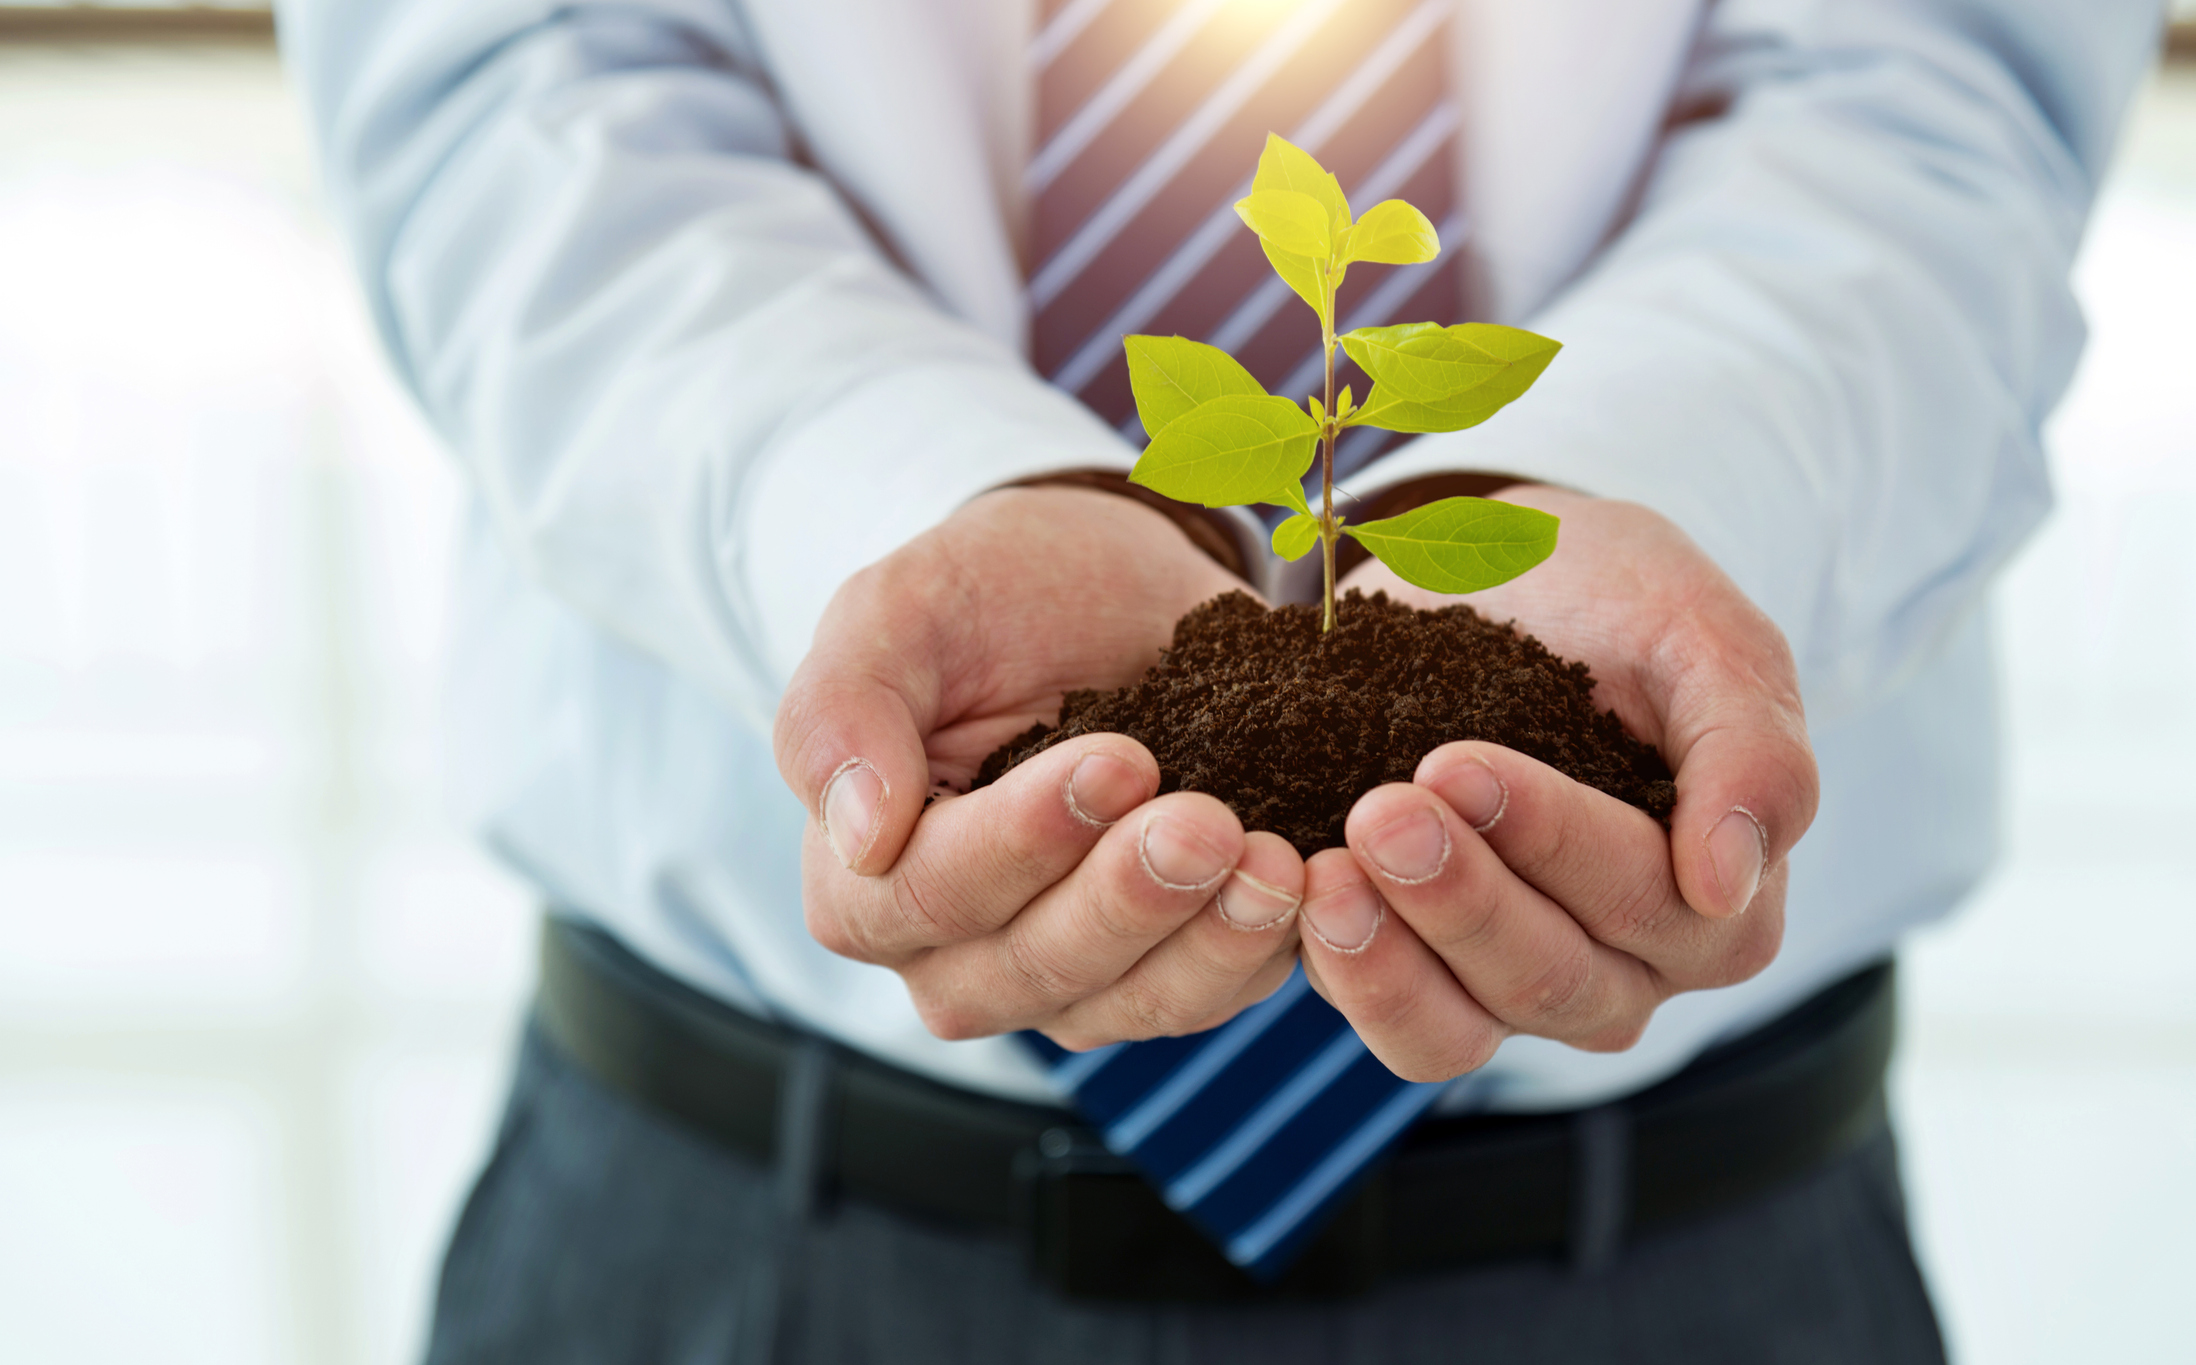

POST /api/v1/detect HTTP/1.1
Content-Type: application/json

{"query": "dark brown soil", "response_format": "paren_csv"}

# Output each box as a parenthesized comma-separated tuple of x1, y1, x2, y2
(974, 590, 1674, 855)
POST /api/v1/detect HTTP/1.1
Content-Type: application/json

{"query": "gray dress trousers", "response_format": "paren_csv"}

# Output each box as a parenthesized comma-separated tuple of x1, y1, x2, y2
(424, 1025, 1947, 1365)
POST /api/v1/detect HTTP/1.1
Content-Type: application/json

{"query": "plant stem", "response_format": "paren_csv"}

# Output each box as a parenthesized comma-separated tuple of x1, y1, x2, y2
(1318, 258, 1341, 634)
(1319, 336, 1336, 633)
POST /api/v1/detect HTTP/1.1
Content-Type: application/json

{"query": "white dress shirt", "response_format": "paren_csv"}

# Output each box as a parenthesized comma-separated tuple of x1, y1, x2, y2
(278, 0, 2161, 1110)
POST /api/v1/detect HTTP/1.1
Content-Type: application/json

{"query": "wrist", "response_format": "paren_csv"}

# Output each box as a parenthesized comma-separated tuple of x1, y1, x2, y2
(1003, 468, 1251, 581)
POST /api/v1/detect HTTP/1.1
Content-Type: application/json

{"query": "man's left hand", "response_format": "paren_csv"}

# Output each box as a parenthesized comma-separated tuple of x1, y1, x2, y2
(1297, 485, 1817, 1081)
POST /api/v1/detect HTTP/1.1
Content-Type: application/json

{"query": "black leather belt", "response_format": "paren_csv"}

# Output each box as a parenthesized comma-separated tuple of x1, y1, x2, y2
(535, 917, 1895, 1302)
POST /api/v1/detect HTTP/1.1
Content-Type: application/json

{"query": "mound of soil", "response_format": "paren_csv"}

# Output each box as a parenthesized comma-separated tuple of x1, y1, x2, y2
(974, 590, 1673, 856)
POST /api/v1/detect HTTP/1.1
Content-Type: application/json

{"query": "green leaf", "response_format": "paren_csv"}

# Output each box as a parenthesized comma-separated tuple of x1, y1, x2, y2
(1270, 511, 1321, 561)
(1343, 497, 1559, 594)
(1346, 387, 1501, 434)
(1234, 189, 1331, 261)
(1344, 323, 1562, 434)
(1123, 335, 1267, 437)
(1274, 479, 1313, 519)
(1341, 199, 1439, 266)
(1129, 394, 1319, 508)
(1338, 322, 1503, 402)
(1262, 241, 1331, 331)
(1251, 133, 1350, 234)
(1455, 322, 1565, 371)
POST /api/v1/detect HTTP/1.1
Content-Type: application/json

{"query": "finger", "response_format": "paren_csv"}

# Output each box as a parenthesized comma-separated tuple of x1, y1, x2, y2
(1180, 946, 1304, 1037)
(1046, 830, 1305, 1048)
(906, 791, 1247, 1039)
(801, 732, 1157, 967)
(1346, 782, 1663, 1049)
(773, 556, 974, 876)
(1648, 592, 1819, 920)
(1416, 743, 1783, 991)
(1296, 848, 1505, 1083)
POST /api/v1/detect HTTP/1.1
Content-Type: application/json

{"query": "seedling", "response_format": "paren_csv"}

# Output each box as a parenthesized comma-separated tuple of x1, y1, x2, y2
(1126, 135, 1562, 631)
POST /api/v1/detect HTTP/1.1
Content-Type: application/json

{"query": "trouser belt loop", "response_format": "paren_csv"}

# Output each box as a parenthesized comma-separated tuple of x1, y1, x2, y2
(1568, 1103, 1631, 1277)
(775, 1037, 835, 1222)
(758, 1036, 834, 1365)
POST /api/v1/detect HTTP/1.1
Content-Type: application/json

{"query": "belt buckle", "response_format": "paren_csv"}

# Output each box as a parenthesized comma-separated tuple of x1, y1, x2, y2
(1013, 1126, 1385, 1302)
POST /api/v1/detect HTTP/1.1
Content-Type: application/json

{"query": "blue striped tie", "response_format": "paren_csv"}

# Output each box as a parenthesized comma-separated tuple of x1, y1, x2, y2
(1023, 968, 1459, 1277)
(1023, 0, 1472, 1279)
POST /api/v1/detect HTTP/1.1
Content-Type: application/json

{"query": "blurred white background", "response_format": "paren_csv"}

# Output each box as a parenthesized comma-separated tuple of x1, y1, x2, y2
(0, 16, 2190, 1365)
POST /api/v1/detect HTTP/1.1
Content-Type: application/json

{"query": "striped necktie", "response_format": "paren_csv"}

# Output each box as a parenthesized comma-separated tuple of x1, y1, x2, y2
(1030, 0, 1466, 481)
(1022, 0, 1472, 1278)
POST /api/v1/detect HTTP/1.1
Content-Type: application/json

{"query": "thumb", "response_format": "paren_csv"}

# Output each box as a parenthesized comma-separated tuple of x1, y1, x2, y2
(772, 566, 954, 878)
(1653, 596, 1819, 921)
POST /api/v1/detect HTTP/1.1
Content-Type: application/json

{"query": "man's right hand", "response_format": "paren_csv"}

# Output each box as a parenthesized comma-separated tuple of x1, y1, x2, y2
(773, 486, 1305, 1051)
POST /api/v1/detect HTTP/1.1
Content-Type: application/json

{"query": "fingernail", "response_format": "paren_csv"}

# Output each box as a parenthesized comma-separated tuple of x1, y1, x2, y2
(1216, 871, 1299, 931)
(1448, 757, 1508, 832)
(1363, 807, 1450, 885)
(1303, 882, 1384, 954)
(822, 758, 886, 870)
(1066, 752, 1143, 827)
(1140, 815, 1232, 891)
(1706, 806, 1767, 915)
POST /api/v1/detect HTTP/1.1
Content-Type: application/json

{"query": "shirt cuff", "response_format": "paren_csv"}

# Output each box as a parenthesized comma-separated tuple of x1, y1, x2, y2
(1331, 311, 1827, 665)
(735, 362, 1139, 691)
(1000, 468, 1263, 583)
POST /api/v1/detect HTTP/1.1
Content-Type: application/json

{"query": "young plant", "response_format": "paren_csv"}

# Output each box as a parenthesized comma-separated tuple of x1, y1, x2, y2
(1125, 135, 1562, 631)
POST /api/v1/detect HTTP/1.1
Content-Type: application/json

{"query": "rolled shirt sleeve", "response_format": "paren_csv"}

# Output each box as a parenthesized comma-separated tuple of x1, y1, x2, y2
(1349, 0, 2160, 720)
(280, 0, 1136, 733)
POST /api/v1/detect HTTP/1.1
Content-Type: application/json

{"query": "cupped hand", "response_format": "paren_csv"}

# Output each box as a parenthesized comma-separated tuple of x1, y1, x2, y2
(1300, 485, 1817, 1081)
(774, 486, 1304, 1050)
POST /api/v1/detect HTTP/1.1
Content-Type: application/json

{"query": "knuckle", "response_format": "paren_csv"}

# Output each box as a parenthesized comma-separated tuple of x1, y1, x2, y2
(1043, 1028, 1105, 1053)
(1416, 884, 1502, 959)
(1389, 1057, 1452, 1084)
(1600, 874, 1674, 949)
(1665, 908, 1780, 994)
(1516, 945, 1597, 1031)
(1577, 1016, 1650, 1054)
(1183, 1001, 1246, 1036)
(1395, 1024, 1501, 1083)
(1346, 973, 1424, 1038)
(1452, 1022, 1505, 1075)
(1089, 898, 1162, 948)
(998, 928, 1086, 1011)
(1108, 976, 1194, 1040)
(909, 988, 991, 1043)
(983, 827, 1062, 901)
(888, 862, 967, 948)
(918, 1007, 985, 1042)
(1094, 871, 1198, 944)
(1721, 913, 1783, 985)
(804, 905, 870, 963)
